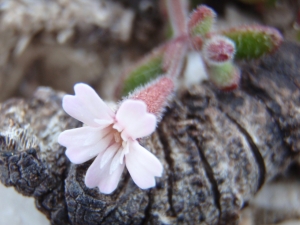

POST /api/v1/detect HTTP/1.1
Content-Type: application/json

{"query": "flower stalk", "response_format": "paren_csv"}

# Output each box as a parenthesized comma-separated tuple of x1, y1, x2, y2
(165, 0, 189, 36)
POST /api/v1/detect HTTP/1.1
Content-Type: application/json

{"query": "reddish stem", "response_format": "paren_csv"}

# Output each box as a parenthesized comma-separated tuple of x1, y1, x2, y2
(163, 35, 189, 79)
(166, 0, 189, 36)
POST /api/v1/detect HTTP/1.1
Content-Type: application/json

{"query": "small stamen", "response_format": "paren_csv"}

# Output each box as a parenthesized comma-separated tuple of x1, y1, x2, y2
(114, 132, 121, 143)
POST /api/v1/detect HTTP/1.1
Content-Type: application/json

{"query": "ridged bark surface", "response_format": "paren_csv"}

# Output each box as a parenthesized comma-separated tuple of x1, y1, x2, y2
(0, 42, 299, 224)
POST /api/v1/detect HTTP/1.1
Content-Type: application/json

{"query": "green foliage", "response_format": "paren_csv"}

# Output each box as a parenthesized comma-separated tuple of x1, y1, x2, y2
(122, 55, 163, 96)
(209, 62, 234, 85)
(222, 26, 282, 59)
(208, 62, 240, 91)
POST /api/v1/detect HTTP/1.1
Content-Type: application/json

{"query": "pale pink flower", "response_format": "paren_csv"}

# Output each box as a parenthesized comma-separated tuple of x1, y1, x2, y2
(58, 83, 163, 194)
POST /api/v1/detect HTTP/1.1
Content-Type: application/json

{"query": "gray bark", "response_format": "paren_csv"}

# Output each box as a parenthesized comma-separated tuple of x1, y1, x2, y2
(0, 41, 299, 224)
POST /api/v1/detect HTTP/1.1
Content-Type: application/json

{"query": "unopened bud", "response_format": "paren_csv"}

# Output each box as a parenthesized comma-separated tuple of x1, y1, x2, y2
(129, 76, 175, 120)
(188, 5, 216, 37)
(207, 62, 240, 91)
(203, 35, 236, 65)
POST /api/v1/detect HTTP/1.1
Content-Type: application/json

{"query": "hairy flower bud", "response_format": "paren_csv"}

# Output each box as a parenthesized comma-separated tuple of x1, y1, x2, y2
(129, 76, 174, 120)
(188, 5, 216, 37)
(203, 35, 236, 65)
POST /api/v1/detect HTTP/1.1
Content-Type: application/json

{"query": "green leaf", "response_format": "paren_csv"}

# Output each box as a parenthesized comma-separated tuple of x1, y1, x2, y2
(222, 25, 283, 59)
(208, 62, 240, 91)
(122, 51, 164, 96)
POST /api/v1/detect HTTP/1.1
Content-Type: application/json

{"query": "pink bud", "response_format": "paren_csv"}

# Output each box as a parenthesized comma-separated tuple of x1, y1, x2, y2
(188, 5, 216, 37)
(203, 35, 235, 65)
(129, 76, 174, 119)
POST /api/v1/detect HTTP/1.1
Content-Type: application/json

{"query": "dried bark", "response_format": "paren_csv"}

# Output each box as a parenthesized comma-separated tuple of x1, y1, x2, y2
(0, 88, 80, 224)
(0, 41, 300, 225)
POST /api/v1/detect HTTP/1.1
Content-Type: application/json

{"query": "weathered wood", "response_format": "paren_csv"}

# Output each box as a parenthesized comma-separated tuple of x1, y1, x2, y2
(0, 41, 299, 224)
(0, 88, 80, 224)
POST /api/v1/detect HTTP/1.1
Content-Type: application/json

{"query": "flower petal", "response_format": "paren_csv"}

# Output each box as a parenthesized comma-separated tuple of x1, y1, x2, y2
(119, 142, 129, 164)
(100, 143, 120, 169)
(63, 83, 114, 127)
(125, 141, 163, 189)
(85, 152, 125, 194)
(58, 126, 110, 147)
(58, 126, 113, 164)
(110, 148, 124, 174)
(115, 100, 156, 140)
(65, 135, 113, 164)
(85, 153, 104, 188)
(99, 163, 125, 194)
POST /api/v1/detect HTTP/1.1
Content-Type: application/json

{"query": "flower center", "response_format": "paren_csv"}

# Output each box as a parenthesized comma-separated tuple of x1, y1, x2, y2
(113, 131, 122, 143)
(112, 127, 127, 149)
(112, 128, 127, 150)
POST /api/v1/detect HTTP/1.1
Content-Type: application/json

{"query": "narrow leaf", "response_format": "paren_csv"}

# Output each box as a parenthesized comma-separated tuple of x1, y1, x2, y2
(221, 25, 283, 59)
(120, 47, 165, 97)
(207, 62, 240, 91)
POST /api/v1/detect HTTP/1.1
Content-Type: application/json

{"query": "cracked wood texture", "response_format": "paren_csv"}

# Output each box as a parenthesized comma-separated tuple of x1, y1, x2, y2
(0, 41, 300, 225)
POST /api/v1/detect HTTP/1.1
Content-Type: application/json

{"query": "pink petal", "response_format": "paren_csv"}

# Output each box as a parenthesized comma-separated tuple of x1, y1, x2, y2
(85, 153, 104, 188)
(100, 143, 120, 169)
(63, 83, 114, 127)
(58, 126, 110, 147)
(65, 135, 113, 164)
(85, 152, 125, 194)
(99, 163, 125, 194)
(119, 142, 129, 164)
(58, 126, 112, 164)
(110, 148, 124, 174)
(125, 141, 163, 189)
(115, 100, 156, 140)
